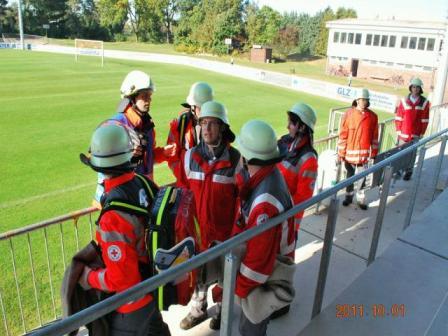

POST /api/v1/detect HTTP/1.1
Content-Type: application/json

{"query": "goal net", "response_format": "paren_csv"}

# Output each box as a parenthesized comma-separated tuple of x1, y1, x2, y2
(75, 38, 104, 66)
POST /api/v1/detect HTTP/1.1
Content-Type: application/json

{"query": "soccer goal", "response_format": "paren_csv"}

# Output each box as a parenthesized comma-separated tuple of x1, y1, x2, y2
(75, 38, 104, 67)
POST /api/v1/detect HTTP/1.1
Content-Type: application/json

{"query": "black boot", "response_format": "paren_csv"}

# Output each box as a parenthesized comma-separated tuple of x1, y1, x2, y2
(179, 312, 207, 330)
(342, 195, 353, 206)
(270, 305, 290, 319)
(209, 312, 221, 330)
(403, 171, 412, 181)
(358, 202, 368, 210)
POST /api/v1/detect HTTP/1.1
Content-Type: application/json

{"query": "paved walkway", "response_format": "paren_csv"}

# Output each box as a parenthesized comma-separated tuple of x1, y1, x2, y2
(158, 141, 447, 335)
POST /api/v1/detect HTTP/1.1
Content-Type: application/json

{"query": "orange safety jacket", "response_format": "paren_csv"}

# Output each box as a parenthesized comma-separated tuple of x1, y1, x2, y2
(277, 135, 318, 230)
(338, 107, 379, 165)
(88, 172, 156, 313)
(166, 109, 199, 184)
(395, 95, 430, 142)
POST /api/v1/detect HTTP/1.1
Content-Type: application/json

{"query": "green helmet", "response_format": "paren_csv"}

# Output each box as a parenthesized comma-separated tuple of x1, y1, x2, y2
(89, 123, 133, 169)
(355, 88, 370, 100)
(410, 77, 423, 88)
(120, 70, 155, 98)
(288, 103, 317, 131)
(199, 101, 230, 125)
(236, 120, 280, 162)
(186, 82, 214, 107)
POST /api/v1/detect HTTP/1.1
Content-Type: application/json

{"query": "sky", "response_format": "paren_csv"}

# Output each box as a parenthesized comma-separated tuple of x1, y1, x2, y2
(256, 0, 448, 22)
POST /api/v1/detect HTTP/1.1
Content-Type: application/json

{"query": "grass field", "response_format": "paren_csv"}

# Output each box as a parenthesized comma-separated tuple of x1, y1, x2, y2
(0, 49, 392, 334)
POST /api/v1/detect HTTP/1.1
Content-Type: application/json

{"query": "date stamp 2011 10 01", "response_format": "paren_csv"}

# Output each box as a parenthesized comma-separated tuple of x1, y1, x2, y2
(336, 304, 406, 318)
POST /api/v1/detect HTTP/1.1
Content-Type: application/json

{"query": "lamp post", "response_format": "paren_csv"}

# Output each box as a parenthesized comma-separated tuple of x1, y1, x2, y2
(17, 0, 25, 50)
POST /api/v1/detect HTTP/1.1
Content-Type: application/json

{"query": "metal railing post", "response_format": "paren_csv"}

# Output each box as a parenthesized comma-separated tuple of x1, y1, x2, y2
(220, 251, 239, 336)
(311, 195, 339, 319)
(27, 234, 42, 326)
(378, 122, 386, 152)
(431, 136, 447, 201)
(367, 166, 393, 265)
(0, 288, 9, 336)
(403, 146, 427, 229)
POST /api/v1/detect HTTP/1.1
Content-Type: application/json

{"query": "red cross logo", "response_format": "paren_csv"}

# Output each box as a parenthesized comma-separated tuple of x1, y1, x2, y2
(107, 245, 122, 261)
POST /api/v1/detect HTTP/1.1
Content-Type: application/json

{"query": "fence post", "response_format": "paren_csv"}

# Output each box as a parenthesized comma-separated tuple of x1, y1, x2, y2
(311, 195, 339, 318)
(367, 165, 393, 265)
(378, 122, 386, 152)
(431, 136, 447, 201)
(403, 146, 426, 229)
(220, 251, 239, 335)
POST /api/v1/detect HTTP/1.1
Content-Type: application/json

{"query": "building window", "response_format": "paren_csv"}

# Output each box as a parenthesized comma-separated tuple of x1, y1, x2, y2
(409, 37, 417, 49)
(341, 32, 347, 43)
(389, 36, 396, 47)
(427, 38, 435, 51)
(373, 34, 380, 46)
(366, 34, 372, 45)
(401, 36, 408, 48)
(355, 33, 362, 44)
(386, 62, 393, 66)
(405, 64, 413, 69)
(423, 66, 432, 71)
(334, 32, 340, 43)
(440, 40, 444, 52)
(418, 38, 426, 50)
(348, 33, 354, 44)
(381, 35, 388, 47)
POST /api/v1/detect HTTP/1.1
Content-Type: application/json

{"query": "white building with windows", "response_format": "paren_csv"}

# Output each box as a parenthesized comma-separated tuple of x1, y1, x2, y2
(325, 19, 447, 95)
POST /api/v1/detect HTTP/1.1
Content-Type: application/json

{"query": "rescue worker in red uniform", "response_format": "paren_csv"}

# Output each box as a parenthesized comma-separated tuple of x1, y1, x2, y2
(79, 123, 171, 336)
(178, 101, 240, 330)
(338, 88, 379, 210)
(93, 70, 175, 207)
(278, 102, 318, 231)
(166, 82, 214, 183)
(395, 77, 430, 180)
(234, 120, 296, 335)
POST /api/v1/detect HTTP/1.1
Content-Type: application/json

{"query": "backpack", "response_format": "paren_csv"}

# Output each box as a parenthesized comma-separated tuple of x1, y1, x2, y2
(146, 186, 200, 310)
(99, 175, 199, 311)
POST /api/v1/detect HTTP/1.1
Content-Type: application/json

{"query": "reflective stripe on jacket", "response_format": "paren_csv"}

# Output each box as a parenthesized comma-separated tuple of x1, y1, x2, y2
(180, 144, 240, 251)
(277, 135, 318, 230)
(337, 107, 379, 164)
(395, 95, 430, 142)
(235, 166, 296, 299)
(88, 173, 153, 314)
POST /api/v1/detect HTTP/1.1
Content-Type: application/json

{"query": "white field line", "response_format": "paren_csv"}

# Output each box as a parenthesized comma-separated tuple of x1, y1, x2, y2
(0, 163, 171, 210)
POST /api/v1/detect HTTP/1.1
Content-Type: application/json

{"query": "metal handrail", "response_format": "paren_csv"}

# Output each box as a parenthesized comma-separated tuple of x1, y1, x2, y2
(29, 127, 448, 336)
(0, 207, 98, 241)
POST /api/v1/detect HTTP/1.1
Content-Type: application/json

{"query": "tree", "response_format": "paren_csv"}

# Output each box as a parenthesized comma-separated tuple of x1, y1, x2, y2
(314, 7, 335, 56)
(245, 5, 281, 46)
(23, 0, 68, 37)
(0, 1, 17, 34)
(273, 24, 299, 58)
(336, 7, 357, 19)
(97, 0, 128, 39)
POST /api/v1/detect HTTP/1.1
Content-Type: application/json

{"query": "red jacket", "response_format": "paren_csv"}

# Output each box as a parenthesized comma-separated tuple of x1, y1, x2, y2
(235, 165, 295, 298)
(179, 143, 240, 251)
(88, 173, 152, 313)
(395, 95, 430, 142)
(277, 135, 318, 230)
(166, 109, 199, 184)
(338, 107, 379, 165)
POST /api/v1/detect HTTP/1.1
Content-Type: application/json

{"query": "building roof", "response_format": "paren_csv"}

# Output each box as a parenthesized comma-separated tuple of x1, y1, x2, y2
(326, 18, 447, 30)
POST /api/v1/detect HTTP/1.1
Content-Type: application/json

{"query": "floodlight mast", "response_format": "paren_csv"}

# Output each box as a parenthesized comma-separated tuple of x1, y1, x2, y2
(17, 0, 25, 50)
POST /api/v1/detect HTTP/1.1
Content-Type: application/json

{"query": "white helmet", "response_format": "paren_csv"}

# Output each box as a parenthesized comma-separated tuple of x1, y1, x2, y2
(355, 88, 370, 100)
(89, 123, 134, 169)
(236, 120, 281, 162)
(120, 70, 155, 98)
(186, 82, 214, 107)
(288, 102, 317, 131)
